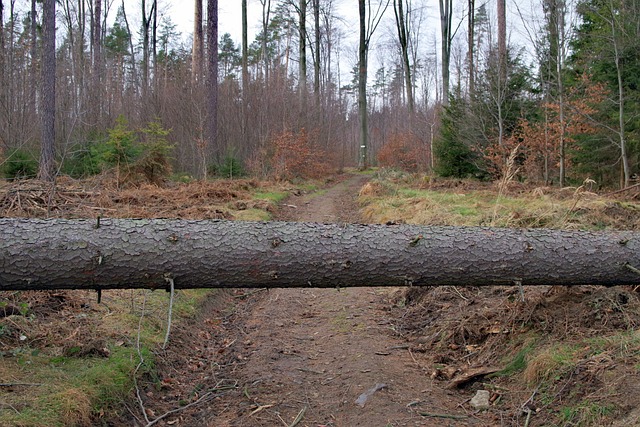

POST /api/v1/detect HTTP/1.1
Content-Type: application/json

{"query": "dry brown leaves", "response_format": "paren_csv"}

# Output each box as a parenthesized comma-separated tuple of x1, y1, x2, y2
(0, 177, 262, 220)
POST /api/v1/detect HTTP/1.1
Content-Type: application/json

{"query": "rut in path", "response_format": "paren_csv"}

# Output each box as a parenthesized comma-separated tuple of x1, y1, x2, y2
(193, 175, 471, 427)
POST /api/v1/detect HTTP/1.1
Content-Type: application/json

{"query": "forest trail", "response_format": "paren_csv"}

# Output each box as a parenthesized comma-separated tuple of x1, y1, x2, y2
(186, 174, 473, 427)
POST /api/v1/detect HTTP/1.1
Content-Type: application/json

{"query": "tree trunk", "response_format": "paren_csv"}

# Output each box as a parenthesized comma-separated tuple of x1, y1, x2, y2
(358, 0, 368, 169)
(394, 0, 414, 114)
(206, 0, 219, 170)
(241, 0, 248, 92)
(439, 0, 452, 105)
(1, 219, 638, 291)
(313, 0, 320, 107)
(298, 0, 307, 106)
(38, 0, 56, 182)
(193, 0, 203, 84)
(468, 0, 475, 95)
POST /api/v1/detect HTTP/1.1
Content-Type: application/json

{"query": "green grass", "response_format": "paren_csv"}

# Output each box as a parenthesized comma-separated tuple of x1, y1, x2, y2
(253, 190, 289, 203)
(559, 401, 615, 426)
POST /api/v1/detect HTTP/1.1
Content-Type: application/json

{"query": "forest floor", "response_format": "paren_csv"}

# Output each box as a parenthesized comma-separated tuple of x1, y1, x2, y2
(1, 172, 640, 426)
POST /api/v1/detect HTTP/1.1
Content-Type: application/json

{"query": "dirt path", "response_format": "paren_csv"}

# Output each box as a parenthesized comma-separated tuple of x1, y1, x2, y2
(146, 175, 473, 427)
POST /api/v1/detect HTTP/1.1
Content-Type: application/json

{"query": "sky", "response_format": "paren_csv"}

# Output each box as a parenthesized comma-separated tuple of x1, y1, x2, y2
(165, 0, 361, 48)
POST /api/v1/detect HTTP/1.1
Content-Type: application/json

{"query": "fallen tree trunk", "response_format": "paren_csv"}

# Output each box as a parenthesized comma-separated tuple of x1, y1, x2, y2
(0, 218, 638, 290)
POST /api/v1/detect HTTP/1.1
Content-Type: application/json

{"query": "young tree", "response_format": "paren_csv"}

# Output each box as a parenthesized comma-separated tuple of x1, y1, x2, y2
(38, 0, 56, 182)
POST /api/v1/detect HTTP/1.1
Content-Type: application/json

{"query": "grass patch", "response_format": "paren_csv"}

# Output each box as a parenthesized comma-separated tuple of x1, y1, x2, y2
(253, 190, 289, 203)
(0, 288, 216, 426)
(234, 208, 272, 221)
(559, 401, 616, 426)
(359, 175, 640, 230)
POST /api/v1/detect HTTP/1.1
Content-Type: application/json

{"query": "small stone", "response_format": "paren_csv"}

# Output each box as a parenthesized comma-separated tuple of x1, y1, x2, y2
(470, 390, 491, 410)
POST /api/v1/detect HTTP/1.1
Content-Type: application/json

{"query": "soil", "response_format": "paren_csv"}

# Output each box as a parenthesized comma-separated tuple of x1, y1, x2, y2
(131, 175, 479, 427)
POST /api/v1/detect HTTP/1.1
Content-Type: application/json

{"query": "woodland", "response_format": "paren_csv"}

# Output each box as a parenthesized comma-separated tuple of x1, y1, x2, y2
(3, 1, 640, 426)
(0, 0, 638, 188)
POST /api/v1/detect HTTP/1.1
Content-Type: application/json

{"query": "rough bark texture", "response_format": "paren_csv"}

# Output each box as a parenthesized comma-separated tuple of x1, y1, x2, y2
(38, 0, 56, 182)
(1, 219, 639, 291)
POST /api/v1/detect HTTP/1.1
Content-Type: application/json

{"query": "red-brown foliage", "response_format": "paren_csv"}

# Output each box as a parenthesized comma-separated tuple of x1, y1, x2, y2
(248, 128, 332, 181)
(484, 74, 607, 182)
(377, 132, 429, 172)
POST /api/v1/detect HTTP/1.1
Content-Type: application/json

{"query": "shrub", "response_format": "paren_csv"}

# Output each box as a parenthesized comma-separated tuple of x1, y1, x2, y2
(267, 128, 331, 180)
(135, 120, 173, 184)
(103, 116, 140, 179)
(377, 132, 427, 172)
(1, 150, 38, 180)
(217, 155, 244, 178)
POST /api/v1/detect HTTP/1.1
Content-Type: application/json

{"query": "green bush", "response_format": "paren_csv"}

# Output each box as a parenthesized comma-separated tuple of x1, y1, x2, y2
(61, 145, 104, 178)
(2, 150, 38, 180)
(136, 120, 173, 184)
(218, 155, 244, 178)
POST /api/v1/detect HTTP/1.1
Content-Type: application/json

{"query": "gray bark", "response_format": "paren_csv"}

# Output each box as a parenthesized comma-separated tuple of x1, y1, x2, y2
(1, 219, 638, 291)
(38, 0, 56, 182)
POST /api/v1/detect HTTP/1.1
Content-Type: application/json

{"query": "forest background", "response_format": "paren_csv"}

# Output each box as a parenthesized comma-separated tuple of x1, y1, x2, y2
(0, 0, 638, 188)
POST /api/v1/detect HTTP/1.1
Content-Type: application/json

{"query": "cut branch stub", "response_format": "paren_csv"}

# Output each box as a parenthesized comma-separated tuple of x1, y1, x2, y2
(0, 218, 638, 290)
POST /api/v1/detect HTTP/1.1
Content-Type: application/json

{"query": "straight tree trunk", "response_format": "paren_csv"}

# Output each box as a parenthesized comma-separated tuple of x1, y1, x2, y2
(241, 0, 248, 92)
(30, 0, 37, 113)
(313, 0, 320, 107)
(206, 0, 219, 171)
(468, 0, 475, 95)
(439, 0, 452, 105)
(393, 0, 414, 114)
(38, 0, 56, 182)
(1, 219, 638, 290)
(497, 0, 506, 79)
(192, 0, 204, 83)
(358, 0, 368, 168)
(298, 0, 307, 105)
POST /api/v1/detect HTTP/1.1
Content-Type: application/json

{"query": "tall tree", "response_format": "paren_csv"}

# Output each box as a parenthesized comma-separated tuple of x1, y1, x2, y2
(30, 0, 37, 110)
(38, 0, 56, 182)
(298, 0, 307, 103)
(359, 0, 390, 168)
(141, 0, 157, 95)
(439, 0, 452, 105)
(192, 0, 203, 83)
(242, 0, 248, 91)
(572, 0, 638, 188)
(467, 0, 475, 94)
(206, 0, 219, 175)
(497, 0, 506, 71)
(393, 0, 414, 114)
(313, 0, 320, 106)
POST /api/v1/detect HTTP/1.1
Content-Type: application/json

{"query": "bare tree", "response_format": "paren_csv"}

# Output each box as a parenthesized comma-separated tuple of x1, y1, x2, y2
(359, 0, 390, 169)
(38, 0, 56, 182)
(393, 0, 414, 114)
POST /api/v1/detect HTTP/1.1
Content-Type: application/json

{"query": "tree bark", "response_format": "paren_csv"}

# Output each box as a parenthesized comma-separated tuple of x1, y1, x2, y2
(1, 219, 638, 291)
(206, 0, 219, 169)
(38, 0, 56, 182)
(358, 0, 368, 169)
(393, 0, 414, 114)
(192, 0, 203, 84)
(439, 0, 452, 105)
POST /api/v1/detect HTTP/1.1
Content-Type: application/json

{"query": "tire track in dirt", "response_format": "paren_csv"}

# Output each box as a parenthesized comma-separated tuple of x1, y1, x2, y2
(191, 174, 473, 426)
